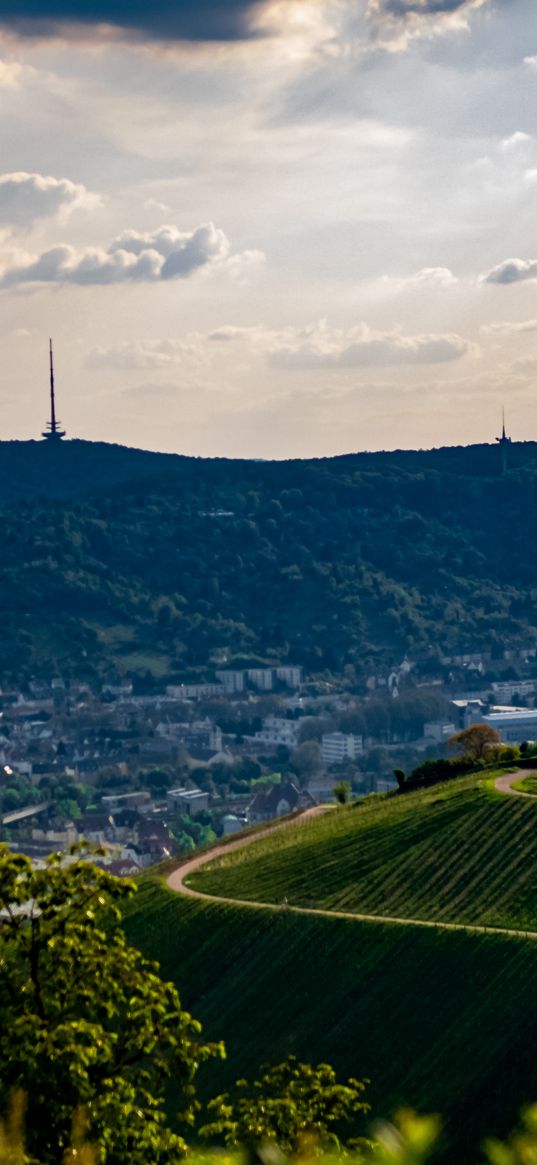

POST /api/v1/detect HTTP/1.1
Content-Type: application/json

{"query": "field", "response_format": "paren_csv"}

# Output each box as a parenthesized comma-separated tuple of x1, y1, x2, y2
(512, 774, 537, 796)
(125, 878, 537, 1164)
(123, 776, 537, 1161)
(187, 776, 537, 931)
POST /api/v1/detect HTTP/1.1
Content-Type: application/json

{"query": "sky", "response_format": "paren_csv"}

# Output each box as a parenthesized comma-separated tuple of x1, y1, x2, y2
(1, 0, 537, 457)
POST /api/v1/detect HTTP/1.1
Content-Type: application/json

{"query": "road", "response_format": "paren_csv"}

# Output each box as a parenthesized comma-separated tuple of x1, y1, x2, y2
(166, 772, 537, 941)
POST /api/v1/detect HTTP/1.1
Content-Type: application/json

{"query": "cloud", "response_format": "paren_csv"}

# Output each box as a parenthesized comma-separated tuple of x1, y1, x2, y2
(0, 171, 100, 228)
(480, 318, 537, 335)
(87, 338, 205, 370)
(0, 60, 23, 86)
(209, 320, 474, 368)
(366, 0, 489, 49)
(382, 266, 458, 290)
(271, 330, 474, 369)
(500, 131, 533, 154)
(0, 0, 268, 43)
(481, 258, 537, 285)
(0, 221, 261, 287)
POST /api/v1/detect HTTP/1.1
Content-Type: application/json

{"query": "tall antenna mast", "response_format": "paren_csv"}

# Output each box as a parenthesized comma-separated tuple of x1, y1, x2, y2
(42, 338, 65, 440)
(496, 405, 511, 475)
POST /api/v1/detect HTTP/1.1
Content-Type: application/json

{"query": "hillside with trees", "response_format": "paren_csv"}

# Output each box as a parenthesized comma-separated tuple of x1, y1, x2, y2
(2, 438, 537, 684)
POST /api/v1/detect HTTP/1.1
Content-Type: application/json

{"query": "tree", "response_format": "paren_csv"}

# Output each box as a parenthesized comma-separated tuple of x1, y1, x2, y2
(0, 846, 223, 1165)
(447, 724, 501, 762)
(201, 1055, 370, 1153)
(334, 780, 351, 805)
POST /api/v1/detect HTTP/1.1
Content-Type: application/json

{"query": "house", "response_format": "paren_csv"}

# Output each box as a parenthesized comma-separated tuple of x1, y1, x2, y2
(246, 780, 317, 824)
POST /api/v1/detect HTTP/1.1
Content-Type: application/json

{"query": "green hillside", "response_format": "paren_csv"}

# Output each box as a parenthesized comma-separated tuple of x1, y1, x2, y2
(125, 879, 537, 1164)
(4, 438, 537, 681)
(186, 776, 537, 931)
(124, 777, 537, 1162)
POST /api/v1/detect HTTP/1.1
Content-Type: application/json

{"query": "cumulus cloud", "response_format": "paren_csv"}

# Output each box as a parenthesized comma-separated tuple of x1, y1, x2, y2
(209, 320, 474, 368)
(382, 266, 458, 291)
(481, 258, 537, 285)
(366, 0, 489, 49)
(0, 221, 261, 287)
(0, 0, 267, 43)
(0, 171, 100, 228)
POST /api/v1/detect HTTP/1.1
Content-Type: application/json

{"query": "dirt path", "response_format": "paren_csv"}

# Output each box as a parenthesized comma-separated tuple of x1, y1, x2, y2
(494, 770, 536, 798)
(166, 791, 537, 942)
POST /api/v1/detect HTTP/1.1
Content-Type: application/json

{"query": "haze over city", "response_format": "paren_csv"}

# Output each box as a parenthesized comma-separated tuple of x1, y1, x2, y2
(1, 0, 537, 457)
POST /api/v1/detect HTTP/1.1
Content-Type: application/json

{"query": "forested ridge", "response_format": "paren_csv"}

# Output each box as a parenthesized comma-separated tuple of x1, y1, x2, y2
(2, 437, 537, 683)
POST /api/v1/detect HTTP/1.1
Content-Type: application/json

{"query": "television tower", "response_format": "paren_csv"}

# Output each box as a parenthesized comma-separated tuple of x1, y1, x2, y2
(42, 339, 65, 441)
(496, 407, 511, 474)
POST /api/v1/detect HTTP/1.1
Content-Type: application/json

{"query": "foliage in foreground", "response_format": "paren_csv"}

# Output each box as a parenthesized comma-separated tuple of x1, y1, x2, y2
(2, 1100, 537, 1165)
(201, 1056, 370, 1152)
(0, 847, 223, 1165)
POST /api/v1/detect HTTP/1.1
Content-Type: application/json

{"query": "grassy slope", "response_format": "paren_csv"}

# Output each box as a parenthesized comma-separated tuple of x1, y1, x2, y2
(125, 880, 537, 1164)
(188, 777, 537, 931)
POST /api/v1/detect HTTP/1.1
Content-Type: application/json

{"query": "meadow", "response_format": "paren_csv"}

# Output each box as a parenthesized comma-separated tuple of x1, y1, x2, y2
(125, 877, 537, 1164)
(187, 776, 537, 931)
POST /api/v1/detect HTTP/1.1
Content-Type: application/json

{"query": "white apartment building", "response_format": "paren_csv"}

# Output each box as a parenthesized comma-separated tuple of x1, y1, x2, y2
(247, 668, 274, 691)
(491, 679, 537, 703)
(253, 716, 300, 749)
(320, 732, 363, 765)
(275, 666, 302, 689)
(215, 670, 245, 693)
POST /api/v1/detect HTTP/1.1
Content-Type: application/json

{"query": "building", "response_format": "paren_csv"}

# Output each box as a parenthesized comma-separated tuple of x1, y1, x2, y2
(320, 732, 363, 765)
(166, 683, 223, 700)
(275, 666, 302, 689)
(246, 780, 317, 824)
(166, 787, 209, 816)
(101, 791, 151, 812)
(247, 668, 274, 691)
(491, 679, 537, 703)
(215, 670, 245, 693)
(252, 716, 300, 749)
(481, 710, 537, 744)
(423, 721, 456, 745)
(222, 814, 247, 836)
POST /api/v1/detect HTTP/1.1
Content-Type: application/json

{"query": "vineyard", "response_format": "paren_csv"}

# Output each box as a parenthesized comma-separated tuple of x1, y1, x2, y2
(125, 877, 537, 1164)
(187, 775, 537, 931)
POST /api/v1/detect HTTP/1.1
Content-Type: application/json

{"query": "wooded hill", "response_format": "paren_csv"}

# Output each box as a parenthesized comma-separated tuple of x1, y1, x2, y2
(2, 438, 537, 684)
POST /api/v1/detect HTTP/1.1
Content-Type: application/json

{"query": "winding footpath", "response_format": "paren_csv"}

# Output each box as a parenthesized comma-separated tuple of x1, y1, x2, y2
(166, 770, 537, 942)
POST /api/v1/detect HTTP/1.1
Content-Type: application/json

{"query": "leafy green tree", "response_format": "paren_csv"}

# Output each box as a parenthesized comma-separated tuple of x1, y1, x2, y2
(201, 1055, 370, 1152)
(0, 846, 223, 1165)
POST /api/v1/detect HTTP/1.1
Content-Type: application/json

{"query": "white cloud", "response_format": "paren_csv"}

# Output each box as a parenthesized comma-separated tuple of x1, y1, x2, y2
(383, 266, 458, 290)
(481, 258, 537, 285)
(0, 60, 24, 87)
(0, 171, 101, 228)
(366, 0, 489, 51)
(0, 221, 262, 287)
(480, 318, 537, 335)
(208, 320, 475, 368)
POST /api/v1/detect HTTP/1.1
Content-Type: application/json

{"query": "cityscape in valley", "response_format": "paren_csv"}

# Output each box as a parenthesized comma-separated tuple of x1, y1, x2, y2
(4, 642, 537, 870)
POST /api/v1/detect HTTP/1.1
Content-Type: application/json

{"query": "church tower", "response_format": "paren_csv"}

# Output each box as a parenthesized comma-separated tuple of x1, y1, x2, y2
(42, 339, 66, 441)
